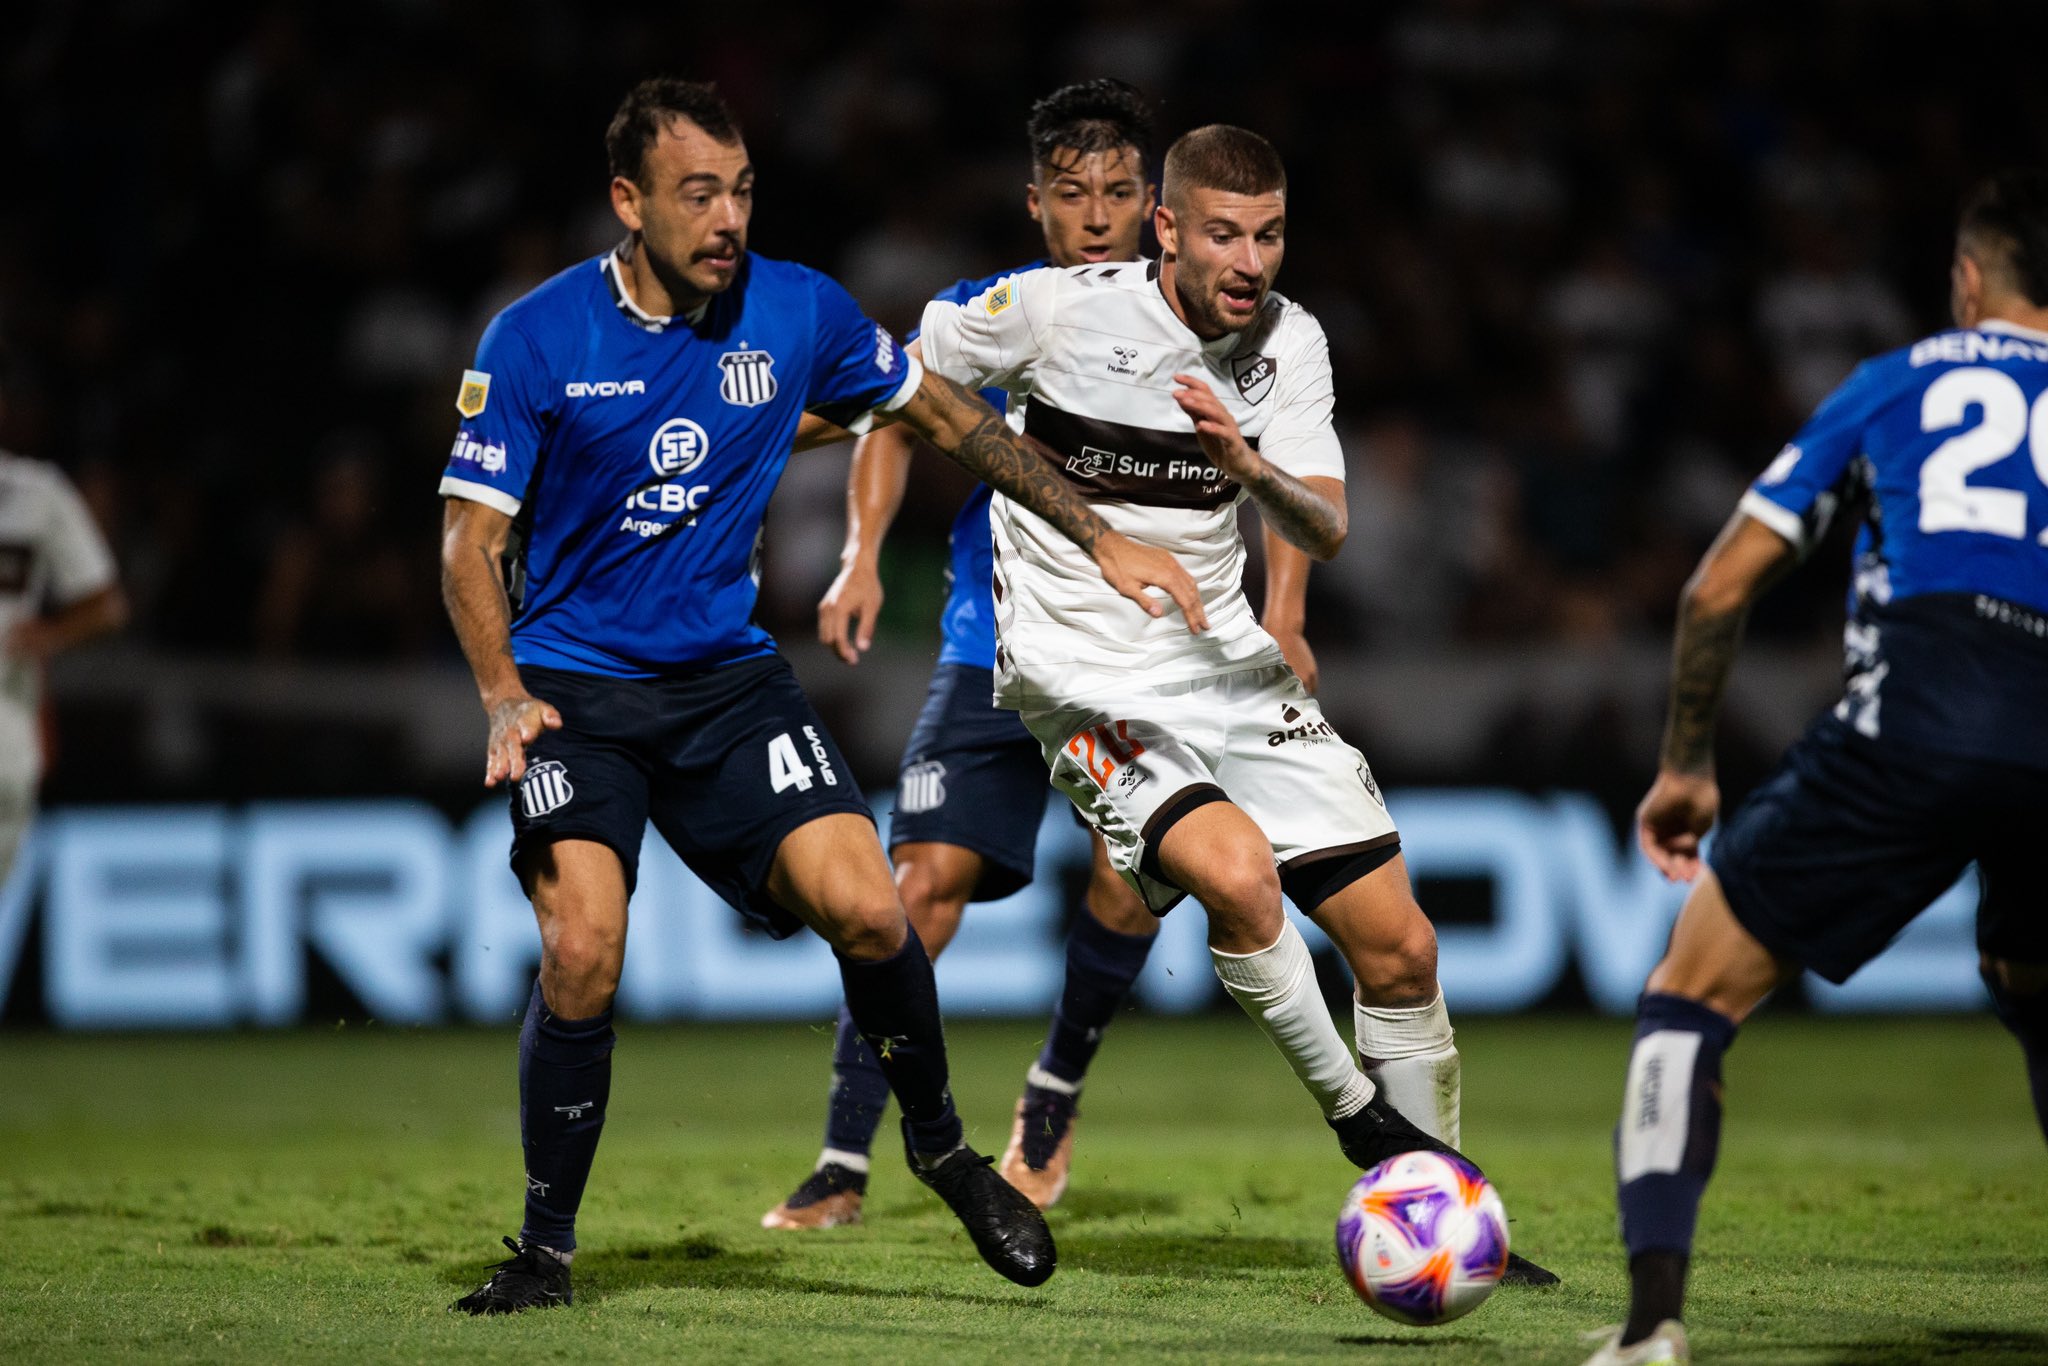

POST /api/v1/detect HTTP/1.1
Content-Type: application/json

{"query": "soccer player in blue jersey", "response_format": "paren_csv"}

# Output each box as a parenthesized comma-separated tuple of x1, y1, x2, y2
(438, 78, 1207, 1313)
(762, 80, 1314, 1228)
(1583, 171, 2048, 1366)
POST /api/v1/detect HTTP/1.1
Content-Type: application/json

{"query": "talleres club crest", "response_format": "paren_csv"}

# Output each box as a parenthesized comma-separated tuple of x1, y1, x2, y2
(718, 347, 777, 407)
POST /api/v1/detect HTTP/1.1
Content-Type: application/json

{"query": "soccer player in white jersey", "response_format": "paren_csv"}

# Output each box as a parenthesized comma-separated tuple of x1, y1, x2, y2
(0, 433, 127, 883)
(917, 125, 1555, 1283)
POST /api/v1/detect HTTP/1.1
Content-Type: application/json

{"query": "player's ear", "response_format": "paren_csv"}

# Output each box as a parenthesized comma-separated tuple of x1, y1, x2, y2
(1025, 180, 1043, 225)
(610, 175, 645, 235)
(1154, 203, 1177, 256)
(1952, 251, 1984, 328)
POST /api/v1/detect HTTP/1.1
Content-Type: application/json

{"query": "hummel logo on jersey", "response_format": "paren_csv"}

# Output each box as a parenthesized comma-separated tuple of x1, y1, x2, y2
(520, 760, 574, 817)
(899, 761, 947, 813)
(1067, 446, 1116, 478)
(648, 418, 711, 478)
(566, 379, 646, 398)
(1232, 353, 1277, 405)
(718, 347, 777, 407)
(1108, 345, 1139, 376)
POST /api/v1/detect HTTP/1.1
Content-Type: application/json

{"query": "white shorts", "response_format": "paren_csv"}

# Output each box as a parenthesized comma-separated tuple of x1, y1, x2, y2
(1022, 664, 1398, 913)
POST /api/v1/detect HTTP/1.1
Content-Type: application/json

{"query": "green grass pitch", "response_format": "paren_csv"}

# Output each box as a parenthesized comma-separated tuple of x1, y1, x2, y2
(4, 1014, 2045, 1363)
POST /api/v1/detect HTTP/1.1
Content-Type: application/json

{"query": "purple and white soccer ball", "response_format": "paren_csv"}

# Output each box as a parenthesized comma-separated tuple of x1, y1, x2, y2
(1335, 1150, 1509, 1326)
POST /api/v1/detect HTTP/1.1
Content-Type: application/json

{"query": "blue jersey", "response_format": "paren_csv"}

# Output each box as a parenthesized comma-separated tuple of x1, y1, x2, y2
(1741, 320, 2048, 768)
(440, 251, 918, 678)
(910, 260, 1048, 670)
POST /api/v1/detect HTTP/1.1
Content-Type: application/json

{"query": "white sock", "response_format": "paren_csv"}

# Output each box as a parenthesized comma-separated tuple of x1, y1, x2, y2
(1354, 988, 1462, 1147)
(1212, 921, 1374, 1121)
(818, 1148, 870, 1175)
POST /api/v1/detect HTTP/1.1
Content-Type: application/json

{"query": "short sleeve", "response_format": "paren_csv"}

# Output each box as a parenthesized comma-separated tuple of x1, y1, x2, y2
(803, 272, 923, 436)
(438, 314, 550, 517)
(40, 468, 117, 605)
(1739, 358, 1885, 552)
(917, 270, 1050, 397)
(1257, 318, 1344, 481)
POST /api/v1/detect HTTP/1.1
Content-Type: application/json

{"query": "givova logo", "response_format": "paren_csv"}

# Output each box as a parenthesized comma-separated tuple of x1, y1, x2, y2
(649, 418, 711, 478)
(520, 761, 574, 818)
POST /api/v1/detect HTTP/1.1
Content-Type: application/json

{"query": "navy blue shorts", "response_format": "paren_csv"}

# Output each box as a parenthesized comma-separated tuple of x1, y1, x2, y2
(509, 656, 871, 939)
(889, 663, 1053, 902)
(1711, 715, 2048, 984)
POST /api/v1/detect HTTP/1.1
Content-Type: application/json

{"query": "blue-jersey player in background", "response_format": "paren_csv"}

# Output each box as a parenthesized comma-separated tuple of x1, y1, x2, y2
(1584, 171, 2048, 1366)
(766, 80, 1326, 1229)
(437, 78, 1206, 1314)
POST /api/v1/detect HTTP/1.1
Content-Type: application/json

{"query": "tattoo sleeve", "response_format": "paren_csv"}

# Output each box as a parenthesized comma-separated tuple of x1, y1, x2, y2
(1243, 462, 1344, 558)
(1659, 600, 1749, 774)
(916, 374, 1109, 555)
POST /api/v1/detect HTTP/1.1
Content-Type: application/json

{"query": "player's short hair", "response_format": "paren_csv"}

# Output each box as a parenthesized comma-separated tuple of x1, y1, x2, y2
(1162, 125, 1286, 209)
(1960, 170, 2048, 307)
(1027, 78, 1154, 175)
(607, 78, 743, 187)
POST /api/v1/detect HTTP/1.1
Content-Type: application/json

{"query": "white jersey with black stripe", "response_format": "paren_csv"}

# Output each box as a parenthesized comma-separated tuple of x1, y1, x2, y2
(0, 451, 119, 784)
(918, 260, 1343, 708)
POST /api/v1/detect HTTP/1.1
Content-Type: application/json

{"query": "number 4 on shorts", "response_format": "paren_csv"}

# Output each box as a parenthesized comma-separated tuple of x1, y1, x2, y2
(768, 732, 815, 793)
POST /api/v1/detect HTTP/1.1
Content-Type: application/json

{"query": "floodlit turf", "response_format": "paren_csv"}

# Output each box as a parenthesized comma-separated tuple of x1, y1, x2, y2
(3, 1014, 2045, 1363)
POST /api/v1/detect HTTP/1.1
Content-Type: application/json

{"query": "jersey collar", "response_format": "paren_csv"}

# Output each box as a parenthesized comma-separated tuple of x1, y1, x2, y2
(1978, 318, 2048, 344)
(603, 248, 710, 333)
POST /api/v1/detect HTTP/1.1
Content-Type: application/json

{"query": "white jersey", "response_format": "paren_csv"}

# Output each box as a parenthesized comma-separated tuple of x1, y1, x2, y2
(919, 260, 1343, 708)
(0, 452, 118, 784)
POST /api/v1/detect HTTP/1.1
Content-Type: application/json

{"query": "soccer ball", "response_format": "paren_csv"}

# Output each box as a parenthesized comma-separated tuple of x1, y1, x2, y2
(1335, 1150, 1509, 1326)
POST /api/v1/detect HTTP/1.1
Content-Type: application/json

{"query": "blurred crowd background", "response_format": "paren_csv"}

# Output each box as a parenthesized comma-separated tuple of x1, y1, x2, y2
(3, 0, 2040, 811)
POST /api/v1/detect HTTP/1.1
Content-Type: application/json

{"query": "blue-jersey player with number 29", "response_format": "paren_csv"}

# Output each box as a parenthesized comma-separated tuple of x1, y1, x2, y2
(1583, 171, 2048, 1366)
(437, 77, 1207, 1315)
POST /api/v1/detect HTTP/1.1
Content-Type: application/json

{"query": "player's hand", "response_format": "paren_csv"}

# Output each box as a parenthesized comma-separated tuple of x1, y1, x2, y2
(1093, 531, 1208, 633)
(484, 694, 564, 788)
(1271, 627, 1319, 693)
(1171, 374, 1262, 482)
(818, 558, 884, 665)
(1635, 769, 1720, 882)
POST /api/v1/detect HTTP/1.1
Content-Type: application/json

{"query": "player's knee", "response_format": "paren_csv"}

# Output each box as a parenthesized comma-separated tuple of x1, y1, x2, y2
(1086, 874, 1158, 937)
(895, 858, 970, 948)
(543, 920, 625, 1007)
(1195, 852, 1284, 941)
(1353, 913, 1438, 1003)
(822, 895, 911, 963)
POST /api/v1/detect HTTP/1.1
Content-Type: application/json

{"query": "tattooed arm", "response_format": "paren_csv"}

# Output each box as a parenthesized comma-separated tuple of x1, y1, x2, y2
(897, 370, 1209, 631)
(441, 496, 561, 787)
(1635, 511, 1800, 881)
(1170, 374, 1347, 559)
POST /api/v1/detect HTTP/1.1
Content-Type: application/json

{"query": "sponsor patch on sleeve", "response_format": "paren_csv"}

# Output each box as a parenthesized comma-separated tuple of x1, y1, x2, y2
(985, 281, 1013, 315)
(456, 369, 492, 418)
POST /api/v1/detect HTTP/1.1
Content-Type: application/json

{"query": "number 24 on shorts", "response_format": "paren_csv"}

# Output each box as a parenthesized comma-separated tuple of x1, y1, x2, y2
(1067, 721, 1147, 788)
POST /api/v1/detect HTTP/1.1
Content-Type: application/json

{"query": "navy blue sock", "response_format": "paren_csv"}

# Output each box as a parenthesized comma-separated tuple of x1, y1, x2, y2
(1983, 965, 2048, 1144)
(517, 979, 615, 1254)
(1036, 906, 1157, 1087)
(823, 1002, 891, 1160)
(1613, 992, 1737, 1334)
(835, 927, 963, 1158)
